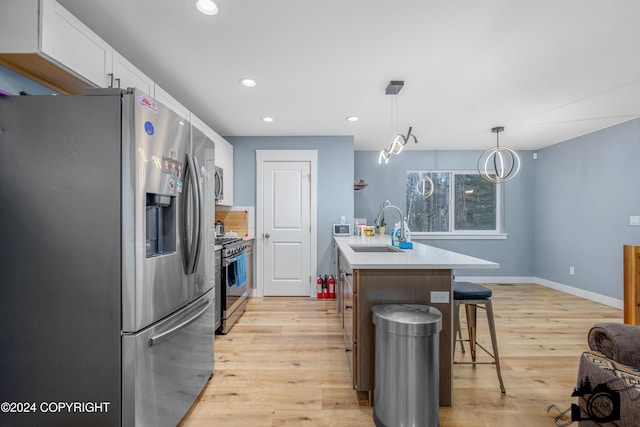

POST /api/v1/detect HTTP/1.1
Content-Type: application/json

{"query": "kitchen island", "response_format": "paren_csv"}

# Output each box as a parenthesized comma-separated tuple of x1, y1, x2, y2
(334, 235, 499, 407)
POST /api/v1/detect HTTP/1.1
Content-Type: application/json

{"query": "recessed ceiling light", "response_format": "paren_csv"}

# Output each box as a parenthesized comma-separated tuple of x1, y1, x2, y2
(240, 78, 256, 87)
(262, 117, 274, 123)
(196, 0, 218, 15)
(346, 116, 359, 122)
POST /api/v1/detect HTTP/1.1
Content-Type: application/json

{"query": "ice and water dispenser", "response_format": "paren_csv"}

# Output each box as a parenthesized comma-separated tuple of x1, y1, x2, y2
(146, 193, 176, 257)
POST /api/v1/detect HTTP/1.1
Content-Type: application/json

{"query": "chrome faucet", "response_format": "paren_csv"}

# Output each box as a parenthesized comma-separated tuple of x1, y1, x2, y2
(375, 200, 407, 242)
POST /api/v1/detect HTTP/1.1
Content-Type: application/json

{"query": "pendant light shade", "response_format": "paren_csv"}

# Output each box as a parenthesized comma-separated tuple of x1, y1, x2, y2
(378, 126, 418, 163)
(477, 126, 520, 183)
(378, 81, 418, 164)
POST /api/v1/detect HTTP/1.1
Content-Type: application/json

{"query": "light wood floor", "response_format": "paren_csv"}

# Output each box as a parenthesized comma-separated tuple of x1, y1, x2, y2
(179, 283, 622, 426)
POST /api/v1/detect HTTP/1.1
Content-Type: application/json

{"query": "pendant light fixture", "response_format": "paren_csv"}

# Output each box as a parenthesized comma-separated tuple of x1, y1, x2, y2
(378, 81, 418, 164)
(477, 126, 520, 183)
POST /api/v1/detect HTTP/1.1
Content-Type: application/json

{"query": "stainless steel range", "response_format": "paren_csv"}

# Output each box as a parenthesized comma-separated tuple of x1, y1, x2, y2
(216, 237, 249, 333)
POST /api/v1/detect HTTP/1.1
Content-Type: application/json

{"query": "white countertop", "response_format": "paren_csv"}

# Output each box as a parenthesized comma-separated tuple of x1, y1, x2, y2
(334, 235, 500, 270)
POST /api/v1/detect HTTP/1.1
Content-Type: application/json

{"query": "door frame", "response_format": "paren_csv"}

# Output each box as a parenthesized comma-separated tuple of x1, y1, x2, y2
(256, 150, 318, 298)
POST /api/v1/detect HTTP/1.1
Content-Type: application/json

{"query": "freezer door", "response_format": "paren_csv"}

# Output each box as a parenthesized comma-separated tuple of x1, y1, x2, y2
(122, 289, 214, 427)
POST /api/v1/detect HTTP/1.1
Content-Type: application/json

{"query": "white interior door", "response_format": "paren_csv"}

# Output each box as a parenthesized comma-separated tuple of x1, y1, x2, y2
(257, 150, 317, 297)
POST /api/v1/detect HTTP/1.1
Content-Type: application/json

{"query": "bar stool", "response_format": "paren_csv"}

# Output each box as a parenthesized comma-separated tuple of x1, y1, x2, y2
(453, 281, 506, 393)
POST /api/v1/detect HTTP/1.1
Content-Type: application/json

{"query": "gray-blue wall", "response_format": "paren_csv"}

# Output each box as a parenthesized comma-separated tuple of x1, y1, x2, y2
(227, 135, 354, 276)
(535, 119, 640, 300)
(228, 119, 640, 302)
(0, 65, 60, 96)
(354, 150, 536, 278)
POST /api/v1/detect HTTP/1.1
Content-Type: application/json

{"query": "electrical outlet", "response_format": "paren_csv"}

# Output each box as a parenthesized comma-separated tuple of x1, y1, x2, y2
(569, 266, 575, 275)
(630, 216, 640, 226)
(430, 291, 449, 303)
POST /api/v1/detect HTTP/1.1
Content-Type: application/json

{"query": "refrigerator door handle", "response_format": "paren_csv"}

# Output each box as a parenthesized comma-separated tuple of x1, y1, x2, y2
(148, 298, 213, 347)
(182, 153, 200, 274)
(190, 156, 203, 275)
(214, 169, 223, 200)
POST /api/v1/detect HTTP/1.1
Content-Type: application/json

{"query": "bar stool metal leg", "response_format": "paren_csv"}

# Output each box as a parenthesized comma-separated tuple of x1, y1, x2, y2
(464, 303, 478, 361)
(454, 300, 465, 354)
(453, 296, 506, 393)
(485, 299, 506, 393)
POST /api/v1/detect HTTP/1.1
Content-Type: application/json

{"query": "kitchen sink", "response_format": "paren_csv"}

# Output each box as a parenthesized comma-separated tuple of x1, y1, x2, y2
(349, 245, 403, 253)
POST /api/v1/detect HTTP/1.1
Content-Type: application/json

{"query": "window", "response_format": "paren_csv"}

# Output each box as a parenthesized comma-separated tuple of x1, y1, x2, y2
(406, 171, 502, 237)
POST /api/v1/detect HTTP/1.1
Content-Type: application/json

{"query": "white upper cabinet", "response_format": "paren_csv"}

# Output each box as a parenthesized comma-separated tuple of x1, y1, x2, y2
(40, 0, 112, 88)
(190, 112, 234, 206)
(215, 136, 234, 206)
(111, 51, 154, 96)
(40, 0, 154, 94)
(190, 113, 215, 141)
(1, 0, 153, 95)
(1, 1, 230, 190)
(154, 84, 189, 121)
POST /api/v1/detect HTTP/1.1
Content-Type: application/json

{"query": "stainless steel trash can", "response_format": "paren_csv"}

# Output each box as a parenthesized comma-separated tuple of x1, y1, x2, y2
(372, 304, 442, 427)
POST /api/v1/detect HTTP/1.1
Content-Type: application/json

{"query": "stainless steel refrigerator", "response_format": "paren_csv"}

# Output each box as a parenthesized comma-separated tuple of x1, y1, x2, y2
(0, 88, 216, 426)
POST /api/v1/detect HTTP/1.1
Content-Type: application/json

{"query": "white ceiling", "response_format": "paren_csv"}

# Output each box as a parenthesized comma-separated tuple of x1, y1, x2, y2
(57, 0, 640, 151)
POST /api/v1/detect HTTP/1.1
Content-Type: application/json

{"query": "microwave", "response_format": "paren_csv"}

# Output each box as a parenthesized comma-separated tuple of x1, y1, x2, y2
(214, 166, 223, 201)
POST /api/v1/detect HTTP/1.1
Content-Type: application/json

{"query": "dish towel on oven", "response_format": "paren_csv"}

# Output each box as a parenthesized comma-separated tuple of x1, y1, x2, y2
(235, 252, 247, 287)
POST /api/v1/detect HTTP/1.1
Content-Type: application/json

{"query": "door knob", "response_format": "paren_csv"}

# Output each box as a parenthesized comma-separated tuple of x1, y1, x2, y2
(265, 233, 271, 238)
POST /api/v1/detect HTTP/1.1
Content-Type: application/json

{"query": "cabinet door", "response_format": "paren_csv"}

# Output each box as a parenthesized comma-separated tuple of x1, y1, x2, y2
(221, 139, 234, 206)
(112, 51, 153, 95)
(215, 137, 234, 206)
(190, 113, 210, 139)
(190, 113, 222, 145)
(40, 0, 112, 87)
(191, 114, 233, 205)
(337, 253, 344, 320)
(351, 294, 358, 388)
(343, 272, 356, 388)
(154, 83, 189, 121)
(343, 279, 353, 351)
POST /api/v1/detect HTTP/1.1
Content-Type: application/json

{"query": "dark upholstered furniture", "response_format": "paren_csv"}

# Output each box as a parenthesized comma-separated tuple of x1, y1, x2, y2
(573, 323, 640, 426)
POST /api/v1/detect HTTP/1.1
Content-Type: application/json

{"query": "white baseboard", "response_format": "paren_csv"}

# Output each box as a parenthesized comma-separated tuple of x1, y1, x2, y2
(456, 276, 537, 284)
(454, 276, 623, 310)
(535, 278, 623, 310)
(248, 288, 263, 298)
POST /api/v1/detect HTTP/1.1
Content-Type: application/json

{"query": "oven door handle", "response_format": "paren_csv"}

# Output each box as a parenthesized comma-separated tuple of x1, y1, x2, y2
(223, 251, 245, 266)
(148, 298, 212, 347)
(223, 256, 237, 267)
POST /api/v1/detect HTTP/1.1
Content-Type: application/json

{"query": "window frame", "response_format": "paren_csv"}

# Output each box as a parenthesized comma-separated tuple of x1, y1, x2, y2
(407, 169, 508, 240)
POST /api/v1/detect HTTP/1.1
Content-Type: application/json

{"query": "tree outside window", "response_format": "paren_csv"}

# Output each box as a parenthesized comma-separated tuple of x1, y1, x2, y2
(406, 171, 498, 234)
